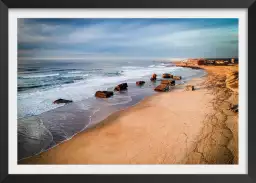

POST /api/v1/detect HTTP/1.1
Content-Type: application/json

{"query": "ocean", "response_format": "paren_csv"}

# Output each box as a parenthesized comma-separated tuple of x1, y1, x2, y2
(18, 60, 206, 160)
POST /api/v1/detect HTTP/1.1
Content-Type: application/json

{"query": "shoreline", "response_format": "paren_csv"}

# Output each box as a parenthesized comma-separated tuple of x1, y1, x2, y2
(80, 70, 208, 133)
(19, 65, 238, 164)
(18, 67, 206, 161)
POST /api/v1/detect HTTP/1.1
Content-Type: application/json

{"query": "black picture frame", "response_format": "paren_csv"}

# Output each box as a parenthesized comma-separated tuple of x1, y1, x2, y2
(0, 0, 254, 182)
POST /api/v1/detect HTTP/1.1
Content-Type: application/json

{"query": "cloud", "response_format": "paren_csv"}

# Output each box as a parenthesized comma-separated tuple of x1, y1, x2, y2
(18, 18, 238, 60)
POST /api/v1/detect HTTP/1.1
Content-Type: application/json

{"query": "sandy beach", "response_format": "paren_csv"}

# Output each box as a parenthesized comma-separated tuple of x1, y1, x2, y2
(19, 65, 238, 164)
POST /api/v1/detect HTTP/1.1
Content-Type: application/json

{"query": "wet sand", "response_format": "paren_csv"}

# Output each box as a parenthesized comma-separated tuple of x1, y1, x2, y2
(19, 65, 238, 164)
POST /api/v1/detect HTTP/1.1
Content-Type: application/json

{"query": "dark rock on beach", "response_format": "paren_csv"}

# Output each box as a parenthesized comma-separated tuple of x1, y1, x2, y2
(185, 85, 195, 91)
(173, 76, 182, 80)
(161, 80, 175, 86)
(114, 83, 128, 91)
(136, 81, 145, 86)
(154, 84, 170, 92)
(53, 99, 73, 104)
(95, 91, 114, 98)
(162, 73, 173, 78)
(150, 73, 157, 81)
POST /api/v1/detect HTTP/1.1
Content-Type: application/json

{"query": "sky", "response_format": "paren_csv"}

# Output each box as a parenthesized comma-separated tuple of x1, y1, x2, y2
(18, 18, 238, 61)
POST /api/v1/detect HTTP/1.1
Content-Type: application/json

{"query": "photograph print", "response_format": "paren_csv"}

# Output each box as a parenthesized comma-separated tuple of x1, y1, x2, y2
(17, 18, 239, 164)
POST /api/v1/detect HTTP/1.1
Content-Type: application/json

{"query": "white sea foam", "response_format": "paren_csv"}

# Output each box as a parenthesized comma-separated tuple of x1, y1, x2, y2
(67, 71, 82, 74)
(61, 73, 89, 78)
(20, 73, 59, 79)
(121, 66, 143, 69)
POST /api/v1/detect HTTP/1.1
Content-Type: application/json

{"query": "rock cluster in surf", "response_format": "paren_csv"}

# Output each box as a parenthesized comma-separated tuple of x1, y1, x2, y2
(53, 72, 185, 101)
(154, 73, 183, 92)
